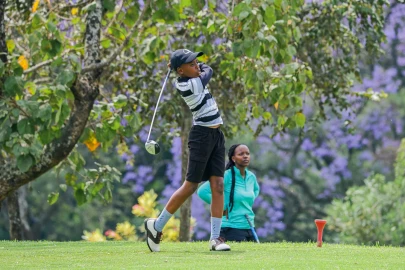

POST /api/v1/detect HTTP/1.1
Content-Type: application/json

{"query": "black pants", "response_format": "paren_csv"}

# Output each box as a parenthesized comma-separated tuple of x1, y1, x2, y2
(220, 227, 256, 242)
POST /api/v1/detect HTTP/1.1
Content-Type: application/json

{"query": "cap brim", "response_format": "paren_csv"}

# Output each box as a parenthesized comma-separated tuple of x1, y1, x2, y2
(185, 51, 204, 63)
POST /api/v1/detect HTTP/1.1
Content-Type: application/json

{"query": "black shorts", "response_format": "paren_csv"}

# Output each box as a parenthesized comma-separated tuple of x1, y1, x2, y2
(220, 227, 256, 242)
(186, 125, 225, 183)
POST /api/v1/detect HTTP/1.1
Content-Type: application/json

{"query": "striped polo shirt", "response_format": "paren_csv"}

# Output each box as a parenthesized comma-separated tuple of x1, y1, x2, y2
(175, 63, 223, 127)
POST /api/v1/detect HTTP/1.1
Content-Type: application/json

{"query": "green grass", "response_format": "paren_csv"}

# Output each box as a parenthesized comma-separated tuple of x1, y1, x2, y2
(0, 241, 404, 269)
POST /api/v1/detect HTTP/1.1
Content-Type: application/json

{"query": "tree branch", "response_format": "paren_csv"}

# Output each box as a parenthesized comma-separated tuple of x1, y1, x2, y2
(102, 0, 124, 35)
(33, 77, 53, 84)
(83, 0, 102, 70)
(10, 100, 30, 118)
(81, 0, 151, 74)
(57, 0, 92, 11)
(23, 51, 70, 74)
(14, 41, 29, 57)
(23, 59, 54, 74)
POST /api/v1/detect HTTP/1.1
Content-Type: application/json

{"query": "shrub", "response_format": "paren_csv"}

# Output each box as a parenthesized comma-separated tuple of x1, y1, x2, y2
(326, 140, 405, 246)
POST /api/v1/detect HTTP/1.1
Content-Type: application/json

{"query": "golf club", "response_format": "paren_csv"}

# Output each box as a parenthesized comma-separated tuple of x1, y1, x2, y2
(245, 214, 260, 243)
(145, 69, 171, 155)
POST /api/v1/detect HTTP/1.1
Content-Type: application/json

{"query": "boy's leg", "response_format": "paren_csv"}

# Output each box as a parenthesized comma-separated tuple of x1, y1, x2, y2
(209, 175, 230, 251)
(145, 125, 215, 252)
(207, 129, 226, 222)
(156, 180, 199, 229)
(209, 175, 224, 239)
(145, 180, 198, 252)
(206, 129, 229, 251)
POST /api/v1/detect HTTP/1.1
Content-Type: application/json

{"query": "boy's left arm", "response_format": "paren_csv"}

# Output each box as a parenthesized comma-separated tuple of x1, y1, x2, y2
(198, 63, 213, 88)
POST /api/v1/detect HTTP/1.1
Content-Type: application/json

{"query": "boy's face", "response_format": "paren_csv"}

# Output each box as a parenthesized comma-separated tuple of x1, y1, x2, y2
(177, 59, 200, 78)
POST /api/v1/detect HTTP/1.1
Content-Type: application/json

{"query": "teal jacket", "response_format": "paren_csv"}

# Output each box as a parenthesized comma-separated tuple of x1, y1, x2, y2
(197, 167, 260, 229)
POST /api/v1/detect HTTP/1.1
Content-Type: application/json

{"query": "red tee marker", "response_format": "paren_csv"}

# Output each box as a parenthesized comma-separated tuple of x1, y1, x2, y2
(314, 219, 327, 247)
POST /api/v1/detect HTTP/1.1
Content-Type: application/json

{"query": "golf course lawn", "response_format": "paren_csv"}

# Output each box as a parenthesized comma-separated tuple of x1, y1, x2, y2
(1, 241, 404, 269)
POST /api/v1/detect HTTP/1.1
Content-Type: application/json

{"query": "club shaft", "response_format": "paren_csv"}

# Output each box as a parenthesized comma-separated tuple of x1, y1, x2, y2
(146, 69, 171, 142)
(250, 228, 260, 243)
(245, 214, 260, 243)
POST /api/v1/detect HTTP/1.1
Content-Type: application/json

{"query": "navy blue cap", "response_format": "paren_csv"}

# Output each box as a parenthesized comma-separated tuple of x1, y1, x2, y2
(170, 49, 204, 71)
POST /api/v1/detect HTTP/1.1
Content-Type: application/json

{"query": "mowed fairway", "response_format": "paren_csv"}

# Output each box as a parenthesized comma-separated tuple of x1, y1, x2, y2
(0, 241, 404, 269)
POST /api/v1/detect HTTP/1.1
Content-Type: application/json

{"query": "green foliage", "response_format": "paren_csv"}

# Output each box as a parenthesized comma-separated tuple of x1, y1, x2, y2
(0, 147, 131, 241)
(297, 0, 389, 118)
(47, 192, 59, 205)
(326, 139, 405, 246)
(58, 157, 122, 205)
(0, 1, 142, 201)
(0, 0, 389, 206)
(211, 0, 313, 134)
(0, 2, 79, 173)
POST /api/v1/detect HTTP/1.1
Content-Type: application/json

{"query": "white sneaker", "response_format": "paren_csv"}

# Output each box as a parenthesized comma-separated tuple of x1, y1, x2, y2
(210, 237, 231, 251)
(144, 218, 163, 252)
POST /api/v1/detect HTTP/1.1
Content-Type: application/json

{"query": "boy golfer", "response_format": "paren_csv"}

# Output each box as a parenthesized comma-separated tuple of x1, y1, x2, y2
(144, 49, 230, 252)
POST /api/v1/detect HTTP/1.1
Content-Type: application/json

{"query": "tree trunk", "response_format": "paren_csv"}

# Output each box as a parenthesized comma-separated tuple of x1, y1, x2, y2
(7, 190, 23, 240)
(18, 185, 33, 239)
(179, 104, 192, 241)
(0, 0, 6, 116)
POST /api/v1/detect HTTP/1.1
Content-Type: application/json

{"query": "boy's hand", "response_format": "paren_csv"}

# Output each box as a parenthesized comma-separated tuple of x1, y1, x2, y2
(167, 63, 171, 68)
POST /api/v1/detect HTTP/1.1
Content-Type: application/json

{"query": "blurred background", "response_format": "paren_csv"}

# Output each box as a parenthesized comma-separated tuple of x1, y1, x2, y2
(1, 0, 404, 246)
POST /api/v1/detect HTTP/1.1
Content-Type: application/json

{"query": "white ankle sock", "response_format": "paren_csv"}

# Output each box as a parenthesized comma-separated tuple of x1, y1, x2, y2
(154, 208, 173, 232)
(210, 217, 222, 240)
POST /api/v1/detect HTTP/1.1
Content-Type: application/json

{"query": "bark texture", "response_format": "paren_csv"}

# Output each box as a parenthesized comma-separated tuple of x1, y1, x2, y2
(0, 0, 7, 97)
(7, 190, 23, 240)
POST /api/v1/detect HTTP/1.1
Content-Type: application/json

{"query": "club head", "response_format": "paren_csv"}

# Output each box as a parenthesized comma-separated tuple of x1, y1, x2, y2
(145, 140, 160, 155)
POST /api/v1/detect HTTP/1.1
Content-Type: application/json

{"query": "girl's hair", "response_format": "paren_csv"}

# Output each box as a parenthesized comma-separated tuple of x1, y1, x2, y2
(226, 144, 241, 213)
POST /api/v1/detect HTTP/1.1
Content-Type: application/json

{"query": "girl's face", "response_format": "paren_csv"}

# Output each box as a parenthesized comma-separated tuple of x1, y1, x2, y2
(177, 59, 200, 78)
(232, 145, 250, 168)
